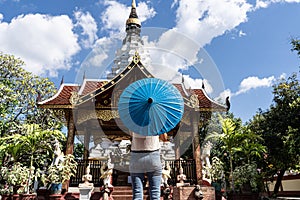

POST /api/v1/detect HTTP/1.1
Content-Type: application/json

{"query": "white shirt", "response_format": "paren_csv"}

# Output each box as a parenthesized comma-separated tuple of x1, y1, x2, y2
(131, 132, 160, 151)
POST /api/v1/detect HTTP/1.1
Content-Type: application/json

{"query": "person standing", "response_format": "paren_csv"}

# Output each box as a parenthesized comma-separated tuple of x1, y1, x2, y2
(129, 132, 168, 200)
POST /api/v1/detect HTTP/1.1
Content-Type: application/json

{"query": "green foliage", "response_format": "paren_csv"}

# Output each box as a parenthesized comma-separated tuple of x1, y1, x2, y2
(209, 156, 224, 182)
(233, 163, 261, 192)
(0, 124, 66, 193)
(248, 72, 300, 194)
(0, 162, 32, 194)
(207, 114, 266, 192)
(46, 154, 77, 185)
(0, 52, 61, 138)
(0, 124, 66, 167)
(0, 52, 65, 181)
(73, 143, 84, 159)
(291, 38, 300, 57)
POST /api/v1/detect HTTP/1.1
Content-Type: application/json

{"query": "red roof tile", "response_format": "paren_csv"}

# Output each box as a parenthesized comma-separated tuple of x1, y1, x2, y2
(79, 79, 108, 96)
(38, 84, 79, 105)
(193, 89, 226, 110)
(173, 84, 226, 111)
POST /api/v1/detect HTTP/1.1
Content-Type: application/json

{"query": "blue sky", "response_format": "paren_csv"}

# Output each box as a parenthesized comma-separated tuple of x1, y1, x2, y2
(1, 0, 300, 123)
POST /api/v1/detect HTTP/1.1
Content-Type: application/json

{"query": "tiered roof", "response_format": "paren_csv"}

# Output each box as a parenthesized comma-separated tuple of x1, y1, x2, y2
(38, 56, 227, 112)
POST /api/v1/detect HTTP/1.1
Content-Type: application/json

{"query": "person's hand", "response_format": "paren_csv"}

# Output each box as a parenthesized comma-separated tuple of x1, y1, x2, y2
(159, 133, 168, 142)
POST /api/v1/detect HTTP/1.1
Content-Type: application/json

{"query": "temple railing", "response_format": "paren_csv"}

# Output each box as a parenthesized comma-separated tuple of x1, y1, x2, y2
(70, 159, 105, 187)
(70, 159, 196, 187)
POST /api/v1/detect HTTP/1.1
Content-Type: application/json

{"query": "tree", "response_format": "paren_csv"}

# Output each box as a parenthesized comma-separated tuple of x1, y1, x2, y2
(207, 114, 266, 192)
(207, 115, 243, 191)
(73, 143, 84, 159)
(0, 52, 61, 137)
(291, 38, 300, 58)
(0, 52, 64, 165)
(248, 73, 300, 196)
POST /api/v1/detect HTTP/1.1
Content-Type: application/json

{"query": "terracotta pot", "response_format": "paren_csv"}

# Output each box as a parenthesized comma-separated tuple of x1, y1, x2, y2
(19, 193, 37, 200)
(48, 194, 62, 200)
(1, 194, 12, 200)
(12, 194, 19, 200)
(37, 188, 50, 200)
(50, 183, 62, 195)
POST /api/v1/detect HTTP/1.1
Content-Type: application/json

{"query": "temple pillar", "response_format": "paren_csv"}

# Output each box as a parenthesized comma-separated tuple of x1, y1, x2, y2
(174, 132, 181, 160)
(83, 124, 90, 160)
(65, 109, 76, 155)
(191, 110, 202, 184)
(63, 109, 76, 192)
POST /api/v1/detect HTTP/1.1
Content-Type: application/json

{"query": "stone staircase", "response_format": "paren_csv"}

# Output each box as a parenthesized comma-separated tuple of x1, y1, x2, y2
(111, 186, 150, 200)
(66, 186, 167, 200)
(66, 186, 154, 200)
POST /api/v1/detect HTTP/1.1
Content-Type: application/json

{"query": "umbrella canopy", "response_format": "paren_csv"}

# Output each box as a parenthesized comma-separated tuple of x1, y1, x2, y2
(118, 78, 184, 136)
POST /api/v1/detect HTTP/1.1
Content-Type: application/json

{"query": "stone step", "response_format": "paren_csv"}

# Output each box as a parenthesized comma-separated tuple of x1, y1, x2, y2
(66, 186, 164, 200)
(112, 189, 149, 195)
(111, 194, 150, 200)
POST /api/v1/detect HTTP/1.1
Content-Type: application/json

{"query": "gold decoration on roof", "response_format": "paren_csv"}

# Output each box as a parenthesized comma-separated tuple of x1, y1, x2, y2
(133, 51, 141, 64)
(69, 92, 79, 105)
(76, 110, 120, 124)
(126, 18, 141, 25)
(190, 94, 199, 109)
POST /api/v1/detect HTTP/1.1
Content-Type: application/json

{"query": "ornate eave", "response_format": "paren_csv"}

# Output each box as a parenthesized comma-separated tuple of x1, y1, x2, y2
(75, 52, 154, 106)
(192, 88, 227, 112)
(38, 51, 226, 129)
(37, 83, 80, 109)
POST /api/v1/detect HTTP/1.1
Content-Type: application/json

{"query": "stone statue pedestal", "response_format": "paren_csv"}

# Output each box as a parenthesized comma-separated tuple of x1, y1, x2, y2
(176, 182, 190, 187)
(173, 186, 215, 200)
(78, 184, 94, 200)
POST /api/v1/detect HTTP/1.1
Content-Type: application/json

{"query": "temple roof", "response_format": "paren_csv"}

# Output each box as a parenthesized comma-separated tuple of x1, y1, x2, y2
(38, 84, 80, 108)
(38, 79, 108, 108)
(38, 54, 227, 112)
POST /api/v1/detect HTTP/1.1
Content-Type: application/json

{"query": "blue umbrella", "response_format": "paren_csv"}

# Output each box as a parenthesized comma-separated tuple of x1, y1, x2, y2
(118, 78, 184, 136)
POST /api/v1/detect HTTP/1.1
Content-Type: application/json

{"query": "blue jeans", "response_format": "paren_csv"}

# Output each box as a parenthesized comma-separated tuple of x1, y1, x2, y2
(130, 150, 162, 200)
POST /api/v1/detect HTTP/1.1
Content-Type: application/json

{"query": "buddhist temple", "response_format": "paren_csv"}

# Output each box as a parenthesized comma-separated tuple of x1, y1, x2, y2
(38, 0, 228, 197)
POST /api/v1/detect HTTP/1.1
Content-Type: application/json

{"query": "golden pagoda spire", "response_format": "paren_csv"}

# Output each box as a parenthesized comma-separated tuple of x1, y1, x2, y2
(132, 0, 136, 8)
(126, 0, 141, 28)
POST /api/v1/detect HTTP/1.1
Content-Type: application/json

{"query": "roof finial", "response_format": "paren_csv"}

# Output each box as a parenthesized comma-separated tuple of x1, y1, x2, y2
(126, 0, 141, 28)
(132, 0, 136, 8)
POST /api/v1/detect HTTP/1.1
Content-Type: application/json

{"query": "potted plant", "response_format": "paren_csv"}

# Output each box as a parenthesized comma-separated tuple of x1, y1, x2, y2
(226, 163, 260, 200)
(46, 154, 77, 195)
(0, 183, 13, 200)
(0, 124, 67, 198)
(0, 163, 32, 199)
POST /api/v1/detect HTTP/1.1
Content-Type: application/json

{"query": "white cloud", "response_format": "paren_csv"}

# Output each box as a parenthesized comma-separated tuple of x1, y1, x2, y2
(174, 0, 252, 47)
(0, 13, 80, 77)
(235, 76, 275, 95)
(182, 76, 214, 94)
(215, 76, 275, 103)
(254, 0, 300, 10)
(101, 0, 156, 35)
(279, 73, 287, 80)
(139, 0, 253, 84)
(151, 0, 300, 95)
(216, 89, 232, 103)
(0, 13, 3, 22)
(74, 11, 98, 48)
(239, 30, 247, 37)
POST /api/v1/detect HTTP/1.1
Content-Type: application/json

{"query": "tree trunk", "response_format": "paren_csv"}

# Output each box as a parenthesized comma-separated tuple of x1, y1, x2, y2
(273, 169, 285, 196)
